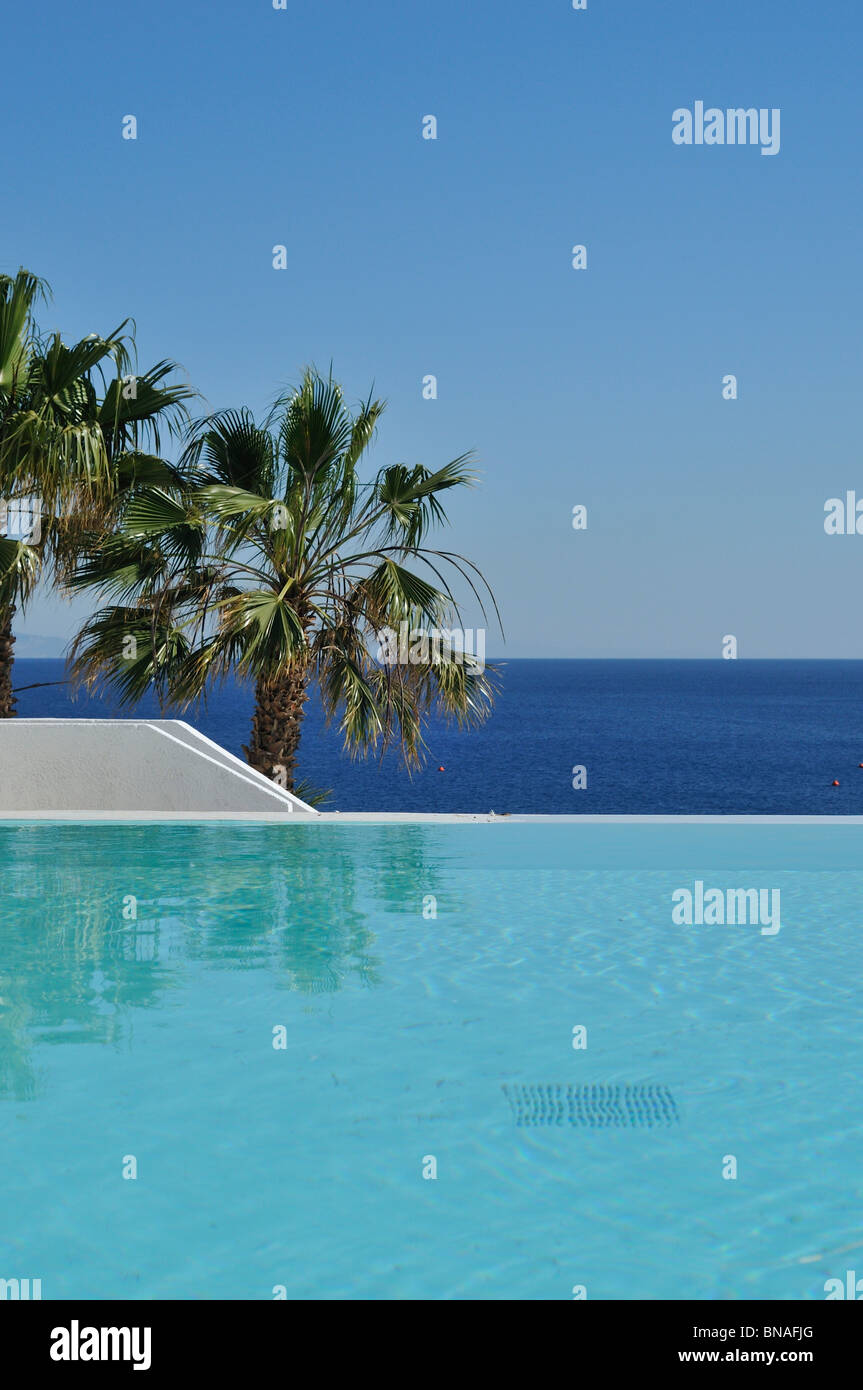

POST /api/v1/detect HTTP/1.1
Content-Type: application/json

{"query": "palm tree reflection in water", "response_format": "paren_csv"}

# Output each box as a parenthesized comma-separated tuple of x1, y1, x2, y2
(0, 822, 418, 1100)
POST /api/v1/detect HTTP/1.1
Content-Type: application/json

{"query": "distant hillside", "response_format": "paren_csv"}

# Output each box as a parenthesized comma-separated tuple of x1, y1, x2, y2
(12, 635, 66, 658)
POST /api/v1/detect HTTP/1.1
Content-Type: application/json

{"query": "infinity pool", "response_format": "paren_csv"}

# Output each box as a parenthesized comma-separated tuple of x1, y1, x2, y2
(1, 819, 861, 1300)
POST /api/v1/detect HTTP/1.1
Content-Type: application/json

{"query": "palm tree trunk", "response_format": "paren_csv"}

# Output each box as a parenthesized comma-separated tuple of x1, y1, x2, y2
(0, 601, 17, 718)
(244, 667, 309, 790)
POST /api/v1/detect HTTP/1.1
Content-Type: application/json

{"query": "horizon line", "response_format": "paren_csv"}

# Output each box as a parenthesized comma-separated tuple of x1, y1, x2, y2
(14, 654, 863, 664)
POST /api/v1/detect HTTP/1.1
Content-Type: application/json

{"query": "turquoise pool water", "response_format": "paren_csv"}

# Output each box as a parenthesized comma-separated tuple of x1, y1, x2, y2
(1, 820, 861, 1301)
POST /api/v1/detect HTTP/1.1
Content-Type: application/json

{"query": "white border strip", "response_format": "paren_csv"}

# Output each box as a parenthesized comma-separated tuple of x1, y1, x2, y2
(2, 813, 863, 825)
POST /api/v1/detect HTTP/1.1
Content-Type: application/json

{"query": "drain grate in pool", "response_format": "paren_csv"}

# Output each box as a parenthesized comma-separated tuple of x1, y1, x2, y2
(502, 1083, 679, 1128)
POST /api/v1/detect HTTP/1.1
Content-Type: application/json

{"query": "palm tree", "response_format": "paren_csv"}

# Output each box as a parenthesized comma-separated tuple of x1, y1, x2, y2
(0, 267, 193, 715)
(69, 368, 499, 789)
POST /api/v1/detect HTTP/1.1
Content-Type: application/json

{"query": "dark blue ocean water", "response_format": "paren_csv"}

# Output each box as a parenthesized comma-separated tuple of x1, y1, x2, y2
(11, 658, 863, 814)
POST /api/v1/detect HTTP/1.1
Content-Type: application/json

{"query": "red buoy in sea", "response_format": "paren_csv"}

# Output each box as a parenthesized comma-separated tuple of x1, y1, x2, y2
(438, 766, 445, 772)
(832, 780, 840, 786)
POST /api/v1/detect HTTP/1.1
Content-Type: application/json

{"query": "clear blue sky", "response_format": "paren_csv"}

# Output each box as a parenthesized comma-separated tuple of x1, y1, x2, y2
(4, 0, 862, 657)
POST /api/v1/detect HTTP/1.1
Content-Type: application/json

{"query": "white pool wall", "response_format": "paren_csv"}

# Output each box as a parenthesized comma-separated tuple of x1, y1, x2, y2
(0, 719, 316, 815)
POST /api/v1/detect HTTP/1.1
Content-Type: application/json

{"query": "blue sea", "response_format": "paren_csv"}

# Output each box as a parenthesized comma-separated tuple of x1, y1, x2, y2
(13, 658, 863, 814)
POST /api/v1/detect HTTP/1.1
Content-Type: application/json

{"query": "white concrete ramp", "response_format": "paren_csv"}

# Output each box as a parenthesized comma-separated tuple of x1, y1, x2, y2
(0, 719, 316, 815)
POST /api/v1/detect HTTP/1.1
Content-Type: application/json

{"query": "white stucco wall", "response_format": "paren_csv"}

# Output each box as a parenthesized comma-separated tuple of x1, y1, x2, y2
(0, 720, 316, 815)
